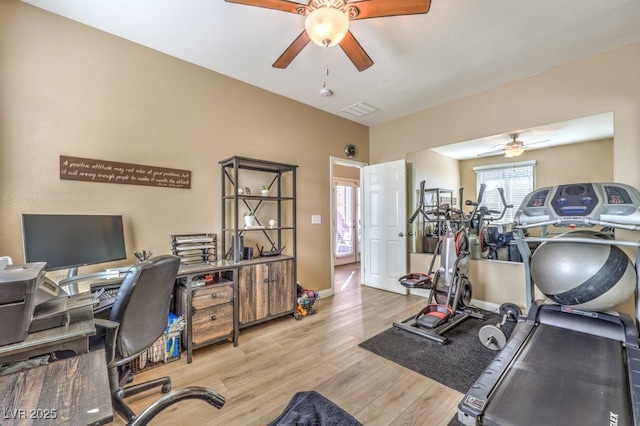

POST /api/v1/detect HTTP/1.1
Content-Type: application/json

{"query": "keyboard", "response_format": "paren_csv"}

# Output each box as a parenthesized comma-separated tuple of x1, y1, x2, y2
(97, 288, 118, 301)
(93, 288, 119, 312)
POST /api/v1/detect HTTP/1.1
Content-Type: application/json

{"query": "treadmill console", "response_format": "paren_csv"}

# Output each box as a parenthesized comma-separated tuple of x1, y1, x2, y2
(515, 182, 640, 228)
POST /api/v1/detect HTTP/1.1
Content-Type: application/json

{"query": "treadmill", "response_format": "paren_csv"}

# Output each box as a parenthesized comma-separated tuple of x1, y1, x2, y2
(458, 182, 640, 426)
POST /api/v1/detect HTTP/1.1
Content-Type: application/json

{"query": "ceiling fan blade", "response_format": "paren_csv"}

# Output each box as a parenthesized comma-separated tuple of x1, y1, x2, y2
(339, 31, 373, 72)
(273, 30, 311, 69)
(224, 0, 301, 14)
(348, 0, 431, 20)
(477, 149, 505, 158)
(524, 139, 551, 147)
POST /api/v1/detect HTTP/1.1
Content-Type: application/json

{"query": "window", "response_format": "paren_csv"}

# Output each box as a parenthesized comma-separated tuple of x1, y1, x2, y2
(474, 161, 536, 223)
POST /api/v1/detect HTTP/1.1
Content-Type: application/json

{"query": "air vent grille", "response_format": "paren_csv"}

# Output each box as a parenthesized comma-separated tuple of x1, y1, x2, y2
(341, 101, 379, 118)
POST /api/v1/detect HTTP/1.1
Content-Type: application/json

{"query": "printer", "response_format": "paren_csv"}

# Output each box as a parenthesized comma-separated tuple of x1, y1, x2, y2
(0, 262, 46, 345)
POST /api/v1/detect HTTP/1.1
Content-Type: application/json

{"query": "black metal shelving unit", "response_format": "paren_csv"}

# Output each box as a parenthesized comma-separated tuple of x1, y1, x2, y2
(219, 156, 298, 329)
(219, 156, 297, 263)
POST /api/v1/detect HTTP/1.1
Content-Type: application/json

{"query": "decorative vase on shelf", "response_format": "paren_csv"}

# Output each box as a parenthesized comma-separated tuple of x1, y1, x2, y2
(261, 185, 270, 196)
(244, 213, 255, 228)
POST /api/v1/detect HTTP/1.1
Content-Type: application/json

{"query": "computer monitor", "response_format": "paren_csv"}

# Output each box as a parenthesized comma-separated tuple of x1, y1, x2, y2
(21, 214, 127, 276)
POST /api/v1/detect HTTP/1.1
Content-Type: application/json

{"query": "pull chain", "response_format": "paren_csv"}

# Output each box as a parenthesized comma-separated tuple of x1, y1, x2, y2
(320, 41, 333, 96)
(322, 42, 329, 89)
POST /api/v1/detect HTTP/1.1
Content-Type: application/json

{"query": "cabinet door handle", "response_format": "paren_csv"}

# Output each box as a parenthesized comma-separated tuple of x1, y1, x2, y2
(210, 314, 217, 321)
(211, 293, 217, 298)
(264, 279, 269, 284)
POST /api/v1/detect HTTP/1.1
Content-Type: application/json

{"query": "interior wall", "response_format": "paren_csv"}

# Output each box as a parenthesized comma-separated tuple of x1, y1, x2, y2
(333, 164, 360, 181)
(406, 149, 460, 253)
(0, 1, 369, 290)
(372, 41, 640, 312)
(459, 138, 614, 195)
(370, 42, 640, 179)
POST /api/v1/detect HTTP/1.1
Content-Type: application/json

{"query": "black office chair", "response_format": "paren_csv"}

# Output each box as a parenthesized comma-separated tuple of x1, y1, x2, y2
(91, 254, 181, 422)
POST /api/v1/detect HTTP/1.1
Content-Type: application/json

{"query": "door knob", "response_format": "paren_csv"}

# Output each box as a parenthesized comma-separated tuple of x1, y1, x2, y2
(398, 232, 404, 237)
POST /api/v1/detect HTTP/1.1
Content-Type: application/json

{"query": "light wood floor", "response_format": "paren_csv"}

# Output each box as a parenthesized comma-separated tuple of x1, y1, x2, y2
(114, 263, 462, 425)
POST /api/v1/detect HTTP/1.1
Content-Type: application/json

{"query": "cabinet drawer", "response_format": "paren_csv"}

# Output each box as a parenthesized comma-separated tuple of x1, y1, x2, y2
(178, 283, 233, 310)
(189, 303, 233, 346)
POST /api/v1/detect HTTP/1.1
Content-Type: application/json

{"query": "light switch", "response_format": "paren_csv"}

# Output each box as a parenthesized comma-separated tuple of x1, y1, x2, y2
(311, 215, 321, 224)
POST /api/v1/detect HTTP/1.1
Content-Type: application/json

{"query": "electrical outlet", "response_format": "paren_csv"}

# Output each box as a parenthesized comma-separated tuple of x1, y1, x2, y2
(311, 215, 321, 224)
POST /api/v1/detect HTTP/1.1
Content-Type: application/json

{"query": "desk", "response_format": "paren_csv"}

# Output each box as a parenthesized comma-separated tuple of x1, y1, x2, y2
(0, 349, 112, 425)
(0, 306, 95, 365)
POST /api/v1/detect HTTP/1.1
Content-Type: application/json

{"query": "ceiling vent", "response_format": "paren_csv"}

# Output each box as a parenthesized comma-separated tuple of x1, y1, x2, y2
(341, 101, 379, 118)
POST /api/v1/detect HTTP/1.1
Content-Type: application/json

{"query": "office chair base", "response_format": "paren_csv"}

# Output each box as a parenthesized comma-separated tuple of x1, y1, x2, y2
(113, 376, 172, 421)
(129, 386, 225, 426)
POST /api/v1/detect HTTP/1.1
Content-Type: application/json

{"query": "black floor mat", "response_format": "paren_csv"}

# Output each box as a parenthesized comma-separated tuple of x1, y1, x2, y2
(359, 309, 515, 393)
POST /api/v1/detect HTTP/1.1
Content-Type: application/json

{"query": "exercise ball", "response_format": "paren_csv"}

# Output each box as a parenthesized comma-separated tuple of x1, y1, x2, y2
(530, 231, 637, 311)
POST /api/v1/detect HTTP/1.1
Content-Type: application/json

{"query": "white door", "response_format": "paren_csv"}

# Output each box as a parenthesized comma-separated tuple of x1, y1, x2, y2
(334, 179, 360, 265)
(362, 160, 408, 294)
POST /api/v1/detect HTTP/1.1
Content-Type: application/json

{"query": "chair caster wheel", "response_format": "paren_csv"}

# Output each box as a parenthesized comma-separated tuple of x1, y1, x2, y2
(162, 383, 172, 393)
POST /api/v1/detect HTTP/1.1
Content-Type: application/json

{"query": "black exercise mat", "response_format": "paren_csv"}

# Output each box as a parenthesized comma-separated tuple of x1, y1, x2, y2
(359, 309, 515, 393)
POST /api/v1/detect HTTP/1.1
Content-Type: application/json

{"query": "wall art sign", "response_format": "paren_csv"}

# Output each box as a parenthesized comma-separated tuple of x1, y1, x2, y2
(60, 155, 191, 189)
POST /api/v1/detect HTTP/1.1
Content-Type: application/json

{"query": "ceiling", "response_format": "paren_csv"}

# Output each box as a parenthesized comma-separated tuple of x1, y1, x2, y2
(430, 112, 614, 160)
(20, 0, 640, 129)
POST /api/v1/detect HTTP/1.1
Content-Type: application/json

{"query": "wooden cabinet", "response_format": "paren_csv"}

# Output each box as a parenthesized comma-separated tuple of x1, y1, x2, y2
(238, 257, 295, 326)
(177, 283, 233, 345)
(174, 261, 239, 363)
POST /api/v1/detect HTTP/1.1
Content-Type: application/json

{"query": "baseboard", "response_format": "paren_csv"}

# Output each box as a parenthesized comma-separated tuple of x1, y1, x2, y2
(319, 287, 507, 315)
(471, 299, 501, 313)
(317, 288, 334, 299)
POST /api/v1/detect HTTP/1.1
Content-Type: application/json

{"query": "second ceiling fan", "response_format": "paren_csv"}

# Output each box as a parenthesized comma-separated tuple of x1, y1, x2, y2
(478, 133, 550, 158)
(224, 0, 432, 71)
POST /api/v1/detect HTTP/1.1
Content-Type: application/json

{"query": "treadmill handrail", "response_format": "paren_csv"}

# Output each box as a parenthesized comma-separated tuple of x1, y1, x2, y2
(515, 219, 640, 231)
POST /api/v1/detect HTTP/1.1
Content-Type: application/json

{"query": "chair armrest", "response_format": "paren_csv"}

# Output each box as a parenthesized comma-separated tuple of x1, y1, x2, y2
(128, 386, 225, 426)
(94, 318, 120, 366)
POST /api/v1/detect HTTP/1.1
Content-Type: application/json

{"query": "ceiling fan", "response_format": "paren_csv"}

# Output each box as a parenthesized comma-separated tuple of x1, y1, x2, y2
(477, 133, 550, 158)
(224, 0, 432, 71)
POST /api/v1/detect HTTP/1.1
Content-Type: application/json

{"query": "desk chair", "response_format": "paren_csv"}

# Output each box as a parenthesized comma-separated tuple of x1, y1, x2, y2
(91, 254, 180, 422)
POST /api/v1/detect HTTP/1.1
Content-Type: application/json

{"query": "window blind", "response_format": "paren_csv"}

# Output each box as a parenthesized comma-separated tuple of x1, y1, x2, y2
(474, 161, 536, 223)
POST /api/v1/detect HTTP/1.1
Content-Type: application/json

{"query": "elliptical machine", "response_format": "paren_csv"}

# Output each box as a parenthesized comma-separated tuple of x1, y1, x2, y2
(393, 183, 486, 344)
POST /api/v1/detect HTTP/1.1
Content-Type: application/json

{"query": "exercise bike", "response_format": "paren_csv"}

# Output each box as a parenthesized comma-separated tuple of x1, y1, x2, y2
(393, 184, 486, 344)
(468, 187, 512, 259)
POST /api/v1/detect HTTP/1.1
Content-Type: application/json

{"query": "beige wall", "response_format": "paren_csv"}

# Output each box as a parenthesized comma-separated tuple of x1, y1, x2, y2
(373, 41, 640, 312)
(0, 1, 369, 289)
(334, 164, 360, 181)
(460, 138, 614, 198)
(370, 42, 640, 189)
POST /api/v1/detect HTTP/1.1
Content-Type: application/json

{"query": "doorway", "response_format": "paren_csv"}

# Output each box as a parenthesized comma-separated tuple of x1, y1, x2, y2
(334, 178, 360, 266)
(330, 157, 366, 294)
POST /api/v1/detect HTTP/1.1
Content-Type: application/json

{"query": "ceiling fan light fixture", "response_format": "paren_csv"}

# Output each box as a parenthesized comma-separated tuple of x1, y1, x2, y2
(304, 6, 349, 47)
(504, 146, 525, 158)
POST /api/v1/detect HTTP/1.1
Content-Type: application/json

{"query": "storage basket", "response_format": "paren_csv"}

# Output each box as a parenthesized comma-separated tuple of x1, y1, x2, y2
(128, 314, 184, 373)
